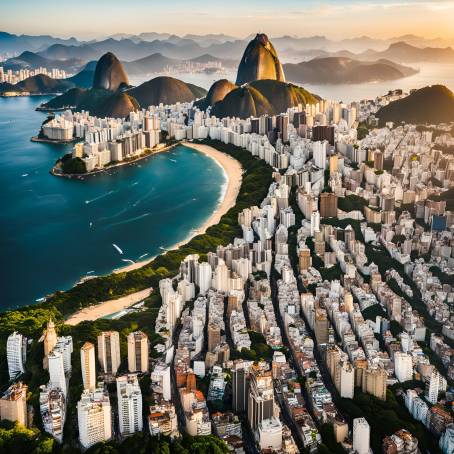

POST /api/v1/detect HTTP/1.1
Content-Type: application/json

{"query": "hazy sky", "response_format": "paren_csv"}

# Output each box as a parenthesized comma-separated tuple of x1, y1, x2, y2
(3, 0, 454, 40)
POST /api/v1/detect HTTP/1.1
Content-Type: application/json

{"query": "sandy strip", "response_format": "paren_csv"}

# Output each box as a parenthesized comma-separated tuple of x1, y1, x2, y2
(64, 142, 242, 325)
(65, 287, 153, 325)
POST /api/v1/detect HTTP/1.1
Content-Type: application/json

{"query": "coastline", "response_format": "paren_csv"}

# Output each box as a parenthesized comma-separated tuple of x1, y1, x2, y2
(64, 141, 243, 324)
(64, 286, 153, 326)
(50, 142, 178, 178)
(113, 141, 243, 274)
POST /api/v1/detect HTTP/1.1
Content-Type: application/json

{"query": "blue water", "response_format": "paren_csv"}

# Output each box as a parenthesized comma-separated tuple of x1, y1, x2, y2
(0, 96, 226, 310)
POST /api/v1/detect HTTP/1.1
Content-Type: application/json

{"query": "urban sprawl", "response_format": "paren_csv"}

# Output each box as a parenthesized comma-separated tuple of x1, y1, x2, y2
(4, 88, 454, 454)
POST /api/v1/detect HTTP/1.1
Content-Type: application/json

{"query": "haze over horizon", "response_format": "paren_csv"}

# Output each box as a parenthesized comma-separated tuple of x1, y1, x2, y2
(3, 0, 454, 41)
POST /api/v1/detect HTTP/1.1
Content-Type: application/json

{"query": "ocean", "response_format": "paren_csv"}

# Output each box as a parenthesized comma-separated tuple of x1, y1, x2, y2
(0, 96, 225, 310)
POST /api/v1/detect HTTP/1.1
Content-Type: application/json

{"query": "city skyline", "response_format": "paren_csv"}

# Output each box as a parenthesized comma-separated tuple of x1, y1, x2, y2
(3, 0, 454, 41)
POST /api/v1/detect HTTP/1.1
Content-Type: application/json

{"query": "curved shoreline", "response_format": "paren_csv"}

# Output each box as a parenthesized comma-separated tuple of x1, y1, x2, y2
(64, 141, 243, 324)
(113, 141, 243, 274)
(50, 143, 178, 178)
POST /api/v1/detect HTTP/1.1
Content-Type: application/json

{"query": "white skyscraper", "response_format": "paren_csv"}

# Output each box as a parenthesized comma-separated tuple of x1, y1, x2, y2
(54, 336, 73, 374)
(97, 331, 121, 376)
(213, 260, 229, 293)
(77, 387, 112, 449)
(353, 417, 370, 454)
(80, 342, 96, 391)
(7, 332, 26, 380)
(48, 350, 67, 396)
(197, 262, 212, 295)
(151, 362, 172, 401)
(116, 374, 143, 436)
(426, 369, 447, 405)
(311, 210, 320, 236)
(313, 141, 327, 170)
(394, 352, 413, 383)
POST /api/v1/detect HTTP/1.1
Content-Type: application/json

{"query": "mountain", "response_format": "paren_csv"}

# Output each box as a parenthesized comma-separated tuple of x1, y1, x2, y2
(128, 76, 206, 107)
(189, 53, 236, 67)
(124, 53, 178, 75)
(283, 57, 418, 85)
(0, 74, 77, 95)
(37, 43, 98, 61)
(360, 42, 454, 63)
(0, 31, 81, 54)
(376, 85, 454, 125)
(2, 50, 85, 72)
(41, 87, 139, 118)
(211, 79, 318, 119)
(236, 34, 285, 85)
(66, 61, 96, 88)
(92, 52, 129, 91)
(195, 79, 237, 110)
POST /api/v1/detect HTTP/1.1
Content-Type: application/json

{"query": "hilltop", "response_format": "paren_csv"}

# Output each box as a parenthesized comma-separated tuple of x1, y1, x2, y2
(236, 33, 285, 85)
(92, 52, 129, 91)
(211, 79, 318, 119)
(376, 85, 454, 125)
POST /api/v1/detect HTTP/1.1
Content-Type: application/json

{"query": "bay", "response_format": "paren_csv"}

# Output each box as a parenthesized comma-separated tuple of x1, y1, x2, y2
(0, 96, 226, 310)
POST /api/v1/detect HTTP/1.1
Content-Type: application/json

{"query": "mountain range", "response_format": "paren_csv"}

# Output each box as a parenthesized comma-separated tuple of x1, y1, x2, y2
(2, 31, 454, 63)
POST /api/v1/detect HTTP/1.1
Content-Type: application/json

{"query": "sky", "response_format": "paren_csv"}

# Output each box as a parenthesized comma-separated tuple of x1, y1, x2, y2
(2, 0, 454, 41)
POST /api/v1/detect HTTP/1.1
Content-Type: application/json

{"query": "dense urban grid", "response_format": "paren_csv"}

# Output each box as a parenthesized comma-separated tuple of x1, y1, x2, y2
(3, 87, 454, 454)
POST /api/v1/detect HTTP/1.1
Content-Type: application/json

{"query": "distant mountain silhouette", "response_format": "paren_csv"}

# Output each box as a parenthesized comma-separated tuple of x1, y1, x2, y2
(2, 50, 84, 72)
(376, 85, 454, 125)
(236, 34, 285, 85)
(92, 52, 129, 91)
(283, 57, 418, 84)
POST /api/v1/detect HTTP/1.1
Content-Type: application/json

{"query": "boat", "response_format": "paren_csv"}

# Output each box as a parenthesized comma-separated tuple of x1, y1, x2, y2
(86, 271, 95, 274)
(21, 173, 29, 177)
(112, 243, 124, 254)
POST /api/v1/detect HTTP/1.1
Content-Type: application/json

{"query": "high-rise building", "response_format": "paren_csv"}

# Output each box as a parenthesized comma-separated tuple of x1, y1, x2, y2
(43, 319, 58, 358)
(314, 309, 329, 345)
(313, 141, 327, 169)
(258, 417, 283, 451)
(151, 362, 172, 401)
(0, 382, 28, 427)
(247, 368, 274, 430)
(7, 332, 26, 380)
(298, 248, 311, 271)
(97, 331, 121, 376)
(80, 342, 96, 391)
(48, 350, 67, 396)
(394, 352, 413, 383)
(116, 374, 143, 436)
(77, 387, 112, 449)
(127, 331, 149, 373)
(208, 323, 221, 353)
(232, 363, 248, 413)
(362, 367, 387, 401)
(197, 262, 213, 295)
(426, 369, 446, 405)
(319, 192, 338, 218)
(353, 417, 370, 454)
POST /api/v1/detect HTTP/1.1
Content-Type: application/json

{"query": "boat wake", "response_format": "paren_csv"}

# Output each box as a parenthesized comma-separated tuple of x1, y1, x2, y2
(85, 190, 116, 205)
(112, 243, 123, 255)
(105, 212, 151, 229)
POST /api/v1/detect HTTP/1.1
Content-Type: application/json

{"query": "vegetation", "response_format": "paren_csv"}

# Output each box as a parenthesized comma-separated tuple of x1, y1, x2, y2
(0, 139, 274, 449)
(356, 122, 369, 140)
(59, 153, 86, 174)
(376, 84, 454, 126)
(0, 420, 55, 453)
(338, 194, 368, 213)
(335, 390, 440, 453)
